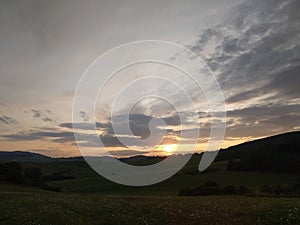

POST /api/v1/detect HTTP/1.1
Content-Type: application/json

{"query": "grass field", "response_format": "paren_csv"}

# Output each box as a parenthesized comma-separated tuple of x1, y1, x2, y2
(44, 160, 300, 195)
(0, 191, 299, 225)
(16, 160, 299, 195)
(1, 158, 300, 225)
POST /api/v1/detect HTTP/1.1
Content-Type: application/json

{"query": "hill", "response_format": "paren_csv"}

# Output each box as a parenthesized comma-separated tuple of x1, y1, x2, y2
(1, 131, 299, 173)
(0, 151, 52, 162)
(217, 131, 300, 173)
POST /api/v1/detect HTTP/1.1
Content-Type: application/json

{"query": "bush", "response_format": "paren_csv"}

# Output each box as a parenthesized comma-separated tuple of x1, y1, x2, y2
(24, 167, 42, 181)
(0, 164, 4, 182)
(179, 183, 253, 196)
(0, 162, 61, 192)
(194, 186, 221, 196)
(293, 181, 300, 189)
(227, 160, 241, 171)
(43, 171, 74, 181)
(2, 162, 25, 184)
(178, 187, 193, 196)
(238, 185, 253, 195)
(222, 185, 238, 195)
(261, 185, 291, 195)
(204, 181, 218, 187)
(41, 183, 61, 192)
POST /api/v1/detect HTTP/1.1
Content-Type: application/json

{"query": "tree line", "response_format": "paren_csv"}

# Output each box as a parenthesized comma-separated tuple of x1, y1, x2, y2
(0, 162, 67, 192)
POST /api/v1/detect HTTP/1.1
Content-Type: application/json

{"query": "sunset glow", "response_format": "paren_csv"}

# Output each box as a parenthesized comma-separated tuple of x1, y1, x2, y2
(162, 144, 177, 153)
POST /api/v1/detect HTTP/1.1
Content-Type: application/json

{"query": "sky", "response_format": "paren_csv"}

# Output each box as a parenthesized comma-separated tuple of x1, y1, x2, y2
(0, 0, 299, 157)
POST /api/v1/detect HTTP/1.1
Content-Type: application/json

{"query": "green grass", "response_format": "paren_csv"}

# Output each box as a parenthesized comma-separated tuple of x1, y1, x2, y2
(42, 160, 299, 195)
(1, 159, 300, 225)
(0, 191, 299, 225)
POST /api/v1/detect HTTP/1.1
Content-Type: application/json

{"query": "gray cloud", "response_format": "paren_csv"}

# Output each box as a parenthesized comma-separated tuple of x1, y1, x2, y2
(31, 109, 53, 123)
(2, 131, 75, 142)
(224, 104, 300, 138)
(163, 103, 300, 141)
(2, 113, 183, 148)
(1, 0, 299, 156)
(110, 150, 150, 157)
(192, 0, 300, 104)
(59, 121, 111, 130)
(3, 102, 299, 149)
(65, 113, 181, 138)
(79, 111, 89, 122)
(0, 115, 17, 125)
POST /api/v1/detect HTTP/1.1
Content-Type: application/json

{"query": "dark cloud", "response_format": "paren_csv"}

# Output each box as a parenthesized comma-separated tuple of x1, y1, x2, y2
(63, 113, 190, 145)
(186, 0, 300, 143)
(59, 121, 111, 130)
(163, 103, 300, 141)
(192, 0, 300, 104)
(3, 102, 299, 149)
(110, 150, 151, 157)
(31, 109, 53, 123)
(68, 113, 181, 139)
(224, 104, 300, 138)
(3, 113, 184, 148)
(2, 131, 75, 142)
(79, 111, 89, 122)
(0, 115, 17, 125)
(32, 110, 42, 118)
(1, 0, 299, 154)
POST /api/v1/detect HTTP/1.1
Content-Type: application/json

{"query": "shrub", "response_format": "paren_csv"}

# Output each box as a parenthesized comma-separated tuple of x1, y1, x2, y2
(179, 184, 253, 196)
(222, 185, 238, 195)
(2, 162, 25, 184)
(238, 185, 253, 195)
(24, 167, 42, 181)
(194, 186, 221, 196)
(41, 183, 61, 192)
(261, 185, 291, 195)
(43, 171, 74, 181)
(227, 160, 241, 171)
(0, 164, 4, 181)
(293, 181, 300, 189)
(178, 187, 193, 196)
(204, 181, 218, 187)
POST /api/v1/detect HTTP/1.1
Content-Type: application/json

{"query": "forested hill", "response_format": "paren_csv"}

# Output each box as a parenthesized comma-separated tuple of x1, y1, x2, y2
(216, 131, 300, 173)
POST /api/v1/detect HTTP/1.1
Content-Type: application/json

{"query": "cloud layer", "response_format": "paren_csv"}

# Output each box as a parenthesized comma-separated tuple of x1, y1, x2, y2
(0, 0, 299, 157)
(192, 0, 300, 105)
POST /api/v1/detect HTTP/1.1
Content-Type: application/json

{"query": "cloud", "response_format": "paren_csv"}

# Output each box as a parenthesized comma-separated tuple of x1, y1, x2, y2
(224, 104, 300, 137)
(3, 102, 299, 149)
(59, 121, 111, 130)
(1, 0, 299, 155)
(192, 0, 300, 105)
(79, 111, 89, 122)
(31, 109, 53, 123)
(0, 115, 17, 125)
(2, 131, 75, 142)
(3, 112, 185, 148)
(110, 150, 150, 157)
(63, 113, 192, 145)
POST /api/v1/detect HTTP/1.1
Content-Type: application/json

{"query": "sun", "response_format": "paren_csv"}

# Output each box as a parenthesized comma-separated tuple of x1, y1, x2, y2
(162, 144, 177, 153)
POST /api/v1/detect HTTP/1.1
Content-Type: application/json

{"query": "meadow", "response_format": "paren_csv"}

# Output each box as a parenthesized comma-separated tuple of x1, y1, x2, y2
(0, 190, 300, 225)
(0, 158, 300, 225)
(40, 160, 300, 195)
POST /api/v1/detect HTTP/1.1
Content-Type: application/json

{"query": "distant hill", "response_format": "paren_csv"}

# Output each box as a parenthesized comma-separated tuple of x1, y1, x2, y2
(0, 151, 52, 162)
(217, 131, 300, 173)
(1, 131, 299, 173)
(119, 155, 167, 166)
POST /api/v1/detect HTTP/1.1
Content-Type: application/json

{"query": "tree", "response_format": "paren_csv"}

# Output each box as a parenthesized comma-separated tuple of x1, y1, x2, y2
(24, 167, 42, 181)
(2, 162, 24, 184)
